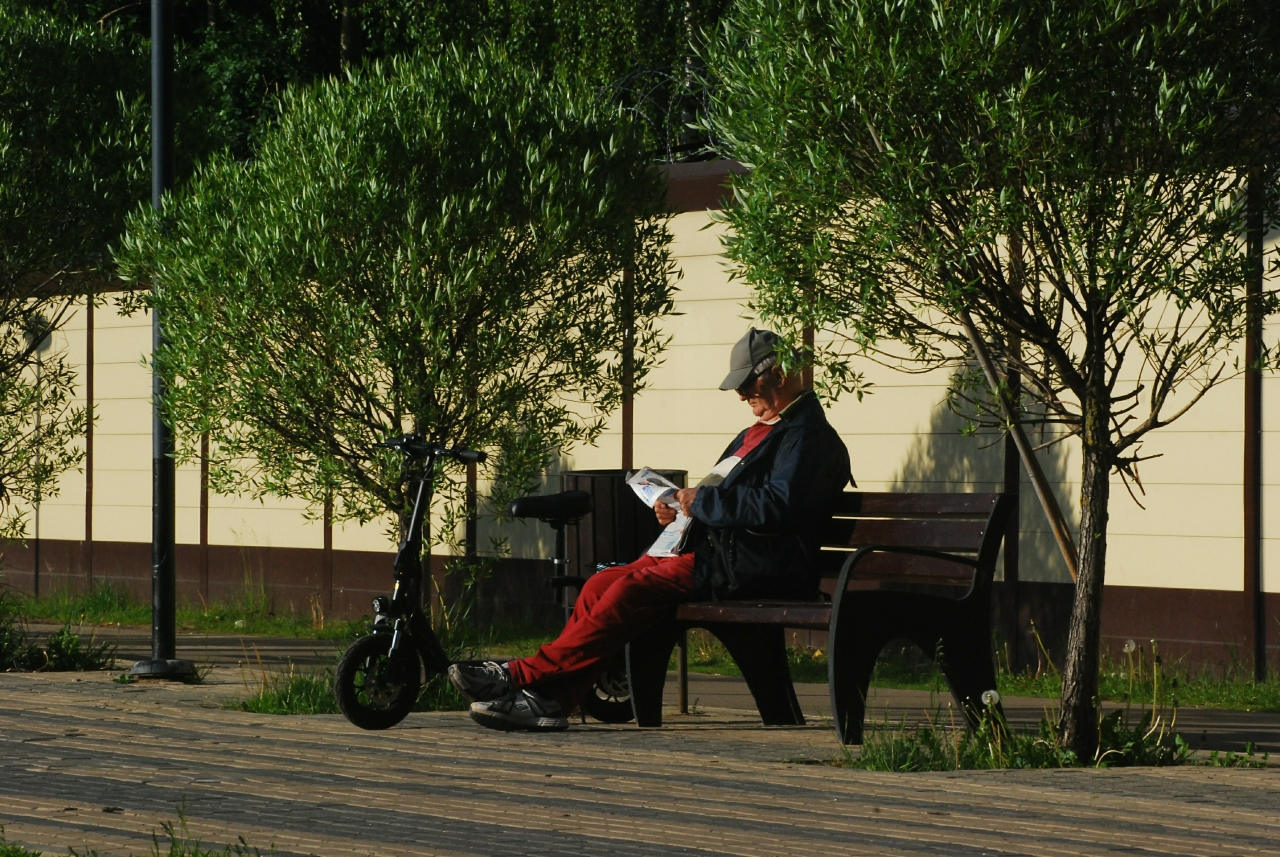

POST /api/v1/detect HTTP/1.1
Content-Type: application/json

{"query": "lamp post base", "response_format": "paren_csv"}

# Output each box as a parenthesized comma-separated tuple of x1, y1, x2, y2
(128, 658, 197, 680)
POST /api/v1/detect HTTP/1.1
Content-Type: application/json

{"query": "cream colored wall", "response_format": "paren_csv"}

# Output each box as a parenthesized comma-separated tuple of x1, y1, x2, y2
(24, 308, 85, 541)
(567, 211, 1276, 592)
(25, 218, 1280, 594)
(33, 297, 336, 553)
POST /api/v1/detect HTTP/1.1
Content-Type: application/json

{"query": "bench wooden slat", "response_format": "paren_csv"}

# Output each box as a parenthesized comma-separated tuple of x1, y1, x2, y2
(675, 601, 832, 629)
(810, 548, 978, 581)
(825, 518, 989, 552)
(831, 492, 1001, 518)
(837, 550, 975, 585)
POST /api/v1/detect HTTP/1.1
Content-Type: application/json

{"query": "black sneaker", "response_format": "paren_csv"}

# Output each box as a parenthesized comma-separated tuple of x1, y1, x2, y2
(470, 688, 569, 732)
(447, 661, 512, 702)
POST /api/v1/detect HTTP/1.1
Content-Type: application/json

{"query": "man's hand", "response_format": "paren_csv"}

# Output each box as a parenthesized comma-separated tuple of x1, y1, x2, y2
(675, 487, 699, 517)
(653, 488, 700, 525)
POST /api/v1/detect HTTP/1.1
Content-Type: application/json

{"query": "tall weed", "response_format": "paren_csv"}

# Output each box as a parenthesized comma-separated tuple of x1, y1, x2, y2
(236, 659, 338, 715)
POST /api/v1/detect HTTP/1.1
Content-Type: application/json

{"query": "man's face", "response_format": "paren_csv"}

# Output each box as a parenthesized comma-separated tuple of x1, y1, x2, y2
(737, 368, 782, 419)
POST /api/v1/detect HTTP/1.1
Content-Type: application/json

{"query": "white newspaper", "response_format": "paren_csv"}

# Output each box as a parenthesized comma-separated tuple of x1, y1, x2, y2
(627, 468, 690, 557)
(628, 459, 745, 557)
(625, 467, 681, 509)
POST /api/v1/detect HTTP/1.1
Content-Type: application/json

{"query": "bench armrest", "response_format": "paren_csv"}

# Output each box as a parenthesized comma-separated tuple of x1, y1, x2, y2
(833, 545, 980, 604)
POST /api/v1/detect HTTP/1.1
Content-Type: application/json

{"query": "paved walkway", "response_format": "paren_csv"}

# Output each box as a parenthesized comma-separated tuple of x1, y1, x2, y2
(2, 664, 1279, 857)
(58, 625, 1280, 754)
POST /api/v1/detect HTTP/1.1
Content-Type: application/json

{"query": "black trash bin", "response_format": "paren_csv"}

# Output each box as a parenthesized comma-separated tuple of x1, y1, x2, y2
(560, 469, 687, 577)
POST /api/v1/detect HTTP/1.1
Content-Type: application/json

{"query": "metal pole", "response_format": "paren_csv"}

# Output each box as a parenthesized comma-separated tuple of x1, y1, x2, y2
(131, 0, 193, 679)
(1244, 167, 1266, 682)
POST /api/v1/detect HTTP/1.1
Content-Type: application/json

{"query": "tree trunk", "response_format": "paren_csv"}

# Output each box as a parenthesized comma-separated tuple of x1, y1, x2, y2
(1058, 397, 1112, 758)
(340, 1, 361, 68)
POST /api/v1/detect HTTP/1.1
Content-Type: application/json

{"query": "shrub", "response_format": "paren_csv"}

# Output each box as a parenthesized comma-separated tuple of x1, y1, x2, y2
(0, 580, 116, 672)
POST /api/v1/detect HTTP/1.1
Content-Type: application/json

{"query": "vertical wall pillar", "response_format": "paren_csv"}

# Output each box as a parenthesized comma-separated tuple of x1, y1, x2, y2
(1002, 236, 1023, 665)
(323, 494, 334, 615)
(199, 432, 210, 603)
(1002, 427, 1021, 657)
(84, 293, 94, 589)
(1244, 168, 1266, 681)
(621, 262, 635, 470)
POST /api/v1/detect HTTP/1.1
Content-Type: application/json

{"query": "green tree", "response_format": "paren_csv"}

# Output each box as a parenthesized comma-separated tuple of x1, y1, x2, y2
(116, 45, 675, 550)
(0, 6, 147, 537)
(20, 0, 732, 165)
(705, 0, 1280, 755)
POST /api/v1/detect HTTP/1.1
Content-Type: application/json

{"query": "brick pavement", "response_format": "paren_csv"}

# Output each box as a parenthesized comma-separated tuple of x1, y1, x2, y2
(50, 624, 1280, 754)
(2, 669, 1279, 857)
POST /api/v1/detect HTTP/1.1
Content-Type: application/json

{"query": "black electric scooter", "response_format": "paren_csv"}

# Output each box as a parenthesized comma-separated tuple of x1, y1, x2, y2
(333, 435, 486, 730)
(334, 434, 633, 730)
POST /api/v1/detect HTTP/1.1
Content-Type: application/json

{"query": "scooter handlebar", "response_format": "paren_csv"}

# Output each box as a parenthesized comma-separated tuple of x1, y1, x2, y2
(376, 435, 486, 464)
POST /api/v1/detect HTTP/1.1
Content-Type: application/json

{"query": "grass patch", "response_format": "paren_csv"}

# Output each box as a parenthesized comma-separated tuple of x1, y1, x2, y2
(847, 701, 1271, 771)
(676, 627, 1280, 713)
(844, 650, 1273, 772)
(1, 826, 41, 857)
(996, 638, 1280, 713)
(846, 700, 1198, 771)
(68, 802, 270, 857)
(483, 620, 557, 659)
(14, 581, 367, 640)
(232, 657, 468, 716)
(1, 582, 116, 672)
(4, 805, 272, 857)
(236, 663, 339, 715)
(675, 630, 943, 690)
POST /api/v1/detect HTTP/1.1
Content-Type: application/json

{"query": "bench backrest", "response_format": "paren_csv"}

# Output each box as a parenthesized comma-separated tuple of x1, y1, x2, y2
(817, 492, 1014, 594)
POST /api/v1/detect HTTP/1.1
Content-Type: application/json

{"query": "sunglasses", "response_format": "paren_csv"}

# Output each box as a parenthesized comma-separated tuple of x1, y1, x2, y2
(735, 372, 763, 396)
(735, 361, 778, 396)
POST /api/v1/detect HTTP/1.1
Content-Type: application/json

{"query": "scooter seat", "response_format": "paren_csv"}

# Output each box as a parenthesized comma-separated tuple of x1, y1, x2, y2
(507, 490, 593, 522)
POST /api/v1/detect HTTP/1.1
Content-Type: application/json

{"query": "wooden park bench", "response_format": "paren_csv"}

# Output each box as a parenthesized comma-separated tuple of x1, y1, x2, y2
(623, 491, 1015, 743)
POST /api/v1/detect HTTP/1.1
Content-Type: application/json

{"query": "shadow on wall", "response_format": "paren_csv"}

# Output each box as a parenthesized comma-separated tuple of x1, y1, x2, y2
(889, 398, 1077, 585)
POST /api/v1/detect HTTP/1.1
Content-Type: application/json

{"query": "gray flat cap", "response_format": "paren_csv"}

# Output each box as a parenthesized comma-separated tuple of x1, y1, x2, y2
(719, 328, 782, 391)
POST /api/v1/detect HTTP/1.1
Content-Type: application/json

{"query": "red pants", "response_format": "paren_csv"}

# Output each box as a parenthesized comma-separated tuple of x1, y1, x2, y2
(506, 553, 696, 709)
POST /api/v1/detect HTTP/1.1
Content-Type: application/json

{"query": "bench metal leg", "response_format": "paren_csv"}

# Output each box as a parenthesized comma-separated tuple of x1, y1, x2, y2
(705, 623, 805, 726)
(677, 630, 688, 714)
(625, 622, 682, 728)
(830, 590, 1002, 744)
(938, 607, 1001, 728)
(827, 603, 887, 745)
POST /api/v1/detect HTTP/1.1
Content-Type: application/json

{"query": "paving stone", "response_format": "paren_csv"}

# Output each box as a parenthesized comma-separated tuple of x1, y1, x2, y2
(2, 668, 1279, 857)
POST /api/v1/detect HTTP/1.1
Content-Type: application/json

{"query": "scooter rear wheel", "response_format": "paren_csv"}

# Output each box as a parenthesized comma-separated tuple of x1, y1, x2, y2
(335, 634, 421, 730)
(580, 655, 634, 724)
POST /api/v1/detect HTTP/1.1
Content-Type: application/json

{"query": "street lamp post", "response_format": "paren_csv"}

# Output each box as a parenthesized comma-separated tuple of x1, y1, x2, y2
(130, 0, 194, 679)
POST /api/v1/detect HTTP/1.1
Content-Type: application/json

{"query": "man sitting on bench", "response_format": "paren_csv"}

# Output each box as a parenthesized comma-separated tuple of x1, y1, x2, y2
(449, 328, 853, 732)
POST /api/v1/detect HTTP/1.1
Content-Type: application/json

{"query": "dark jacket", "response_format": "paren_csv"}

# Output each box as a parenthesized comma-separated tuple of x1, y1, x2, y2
(689, 391, 852, 600)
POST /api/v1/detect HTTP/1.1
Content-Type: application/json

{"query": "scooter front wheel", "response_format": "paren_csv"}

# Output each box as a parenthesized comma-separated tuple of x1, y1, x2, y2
(335, 634, 422, 730)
